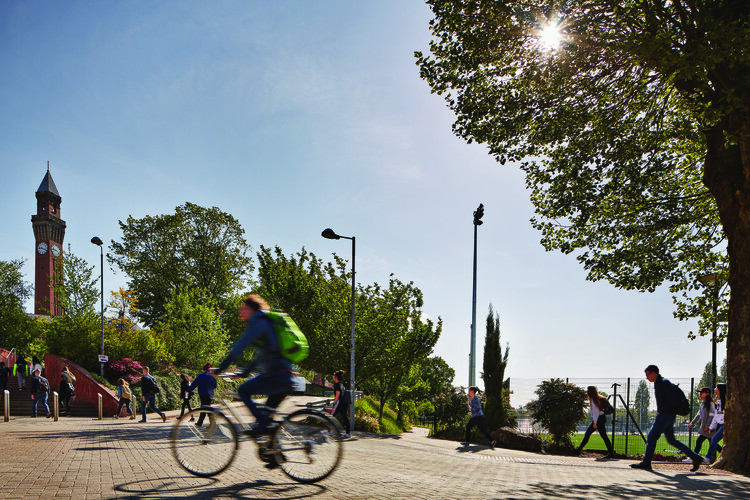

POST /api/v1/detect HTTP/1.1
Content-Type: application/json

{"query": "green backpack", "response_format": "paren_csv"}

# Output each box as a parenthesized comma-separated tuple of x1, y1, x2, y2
(264, 311, 309, 364)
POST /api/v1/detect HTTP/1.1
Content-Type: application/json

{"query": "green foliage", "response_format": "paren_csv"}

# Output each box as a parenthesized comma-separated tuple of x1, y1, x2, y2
(354, 396, 409, 434)
(527, 379, 587, 449)
(153, 287, 228, 369)
(54, 246, 99, 319)
(109, 202, 253, 327)
(0, 294, 38, 353)
(634, 380, 651, 430)
(433, 385, 469, 432)
(481, 305, 512, 430)
(0, 258, 32, 307)
(256, 246, 442, 408)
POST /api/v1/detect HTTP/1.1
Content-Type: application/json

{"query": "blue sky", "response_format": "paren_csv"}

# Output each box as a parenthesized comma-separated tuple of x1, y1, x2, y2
(0, 1, 724, 396)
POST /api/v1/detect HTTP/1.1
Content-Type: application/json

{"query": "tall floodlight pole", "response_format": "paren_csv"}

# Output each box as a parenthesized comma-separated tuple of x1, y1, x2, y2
(470, 204, 484, 387)
(91, 236, 105, 376)
(322, 227, 356, 428)
(700, 273, 724, 388)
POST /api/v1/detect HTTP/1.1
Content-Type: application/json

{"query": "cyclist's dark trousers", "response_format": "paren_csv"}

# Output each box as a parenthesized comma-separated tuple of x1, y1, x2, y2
(333, 404, 350, 433)
(238, 371, 293, 429)
(196, 395, 212, 426)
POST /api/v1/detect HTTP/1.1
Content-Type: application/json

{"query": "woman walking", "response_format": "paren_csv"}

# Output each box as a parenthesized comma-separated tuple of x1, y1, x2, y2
(685, 387, 719, 461)
(59, 366, 76, 415)
(461, 386, 496, 448)
(576, 386, 615, 458)
(115, 378, 135, 419)
(179, 373, 195, 421)
(704, 383, 727, 464)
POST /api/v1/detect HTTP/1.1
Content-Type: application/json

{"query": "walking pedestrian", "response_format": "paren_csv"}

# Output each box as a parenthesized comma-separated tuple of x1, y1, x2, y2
(0, 362, 11, 399)
(179, 373, 195, 420)
(188, 363, 217, 426)
(30, 368, 51, 418)
(704, 383, 727, 464)
(576, 386, 616, 458)
(332, 370, 351, 439)
(630, 365, 703, 471)
(29, 355, 44, 378)
(461, 386, 496, 448)
(684, 387, 719, 462)
(14, 355, 28, 390)
(58, 366, 76, 415)
(139, 367, 166, 422)
(115, 378, 135, 419)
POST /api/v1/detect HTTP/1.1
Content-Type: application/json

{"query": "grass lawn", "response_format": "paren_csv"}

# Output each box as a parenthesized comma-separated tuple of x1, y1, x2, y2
(571, 433, 722, 457)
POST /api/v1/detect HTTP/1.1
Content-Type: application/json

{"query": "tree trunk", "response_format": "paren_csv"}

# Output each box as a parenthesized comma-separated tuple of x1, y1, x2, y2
(703, 121, 750, 473)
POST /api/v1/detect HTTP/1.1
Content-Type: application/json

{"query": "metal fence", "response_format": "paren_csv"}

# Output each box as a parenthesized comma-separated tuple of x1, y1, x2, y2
(510, 377, 707, 457)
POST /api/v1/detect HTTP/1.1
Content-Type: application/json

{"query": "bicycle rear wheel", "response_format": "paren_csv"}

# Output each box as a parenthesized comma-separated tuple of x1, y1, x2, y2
(171, 407, 238, 477)
(272, 408, 343, 483)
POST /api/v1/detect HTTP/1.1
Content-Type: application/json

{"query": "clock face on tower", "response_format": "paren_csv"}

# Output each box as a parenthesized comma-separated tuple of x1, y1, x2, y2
(51, 243, 61, 257)
(37, 242, 48, 254)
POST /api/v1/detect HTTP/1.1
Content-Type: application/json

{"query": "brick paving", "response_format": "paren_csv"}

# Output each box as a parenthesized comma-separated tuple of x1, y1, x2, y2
(1, 403, 749, 499)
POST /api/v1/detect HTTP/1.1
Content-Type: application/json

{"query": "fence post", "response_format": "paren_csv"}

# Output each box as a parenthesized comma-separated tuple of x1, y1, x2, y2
(53, 391, 59, 422)
(98, 394, 103, 420)
(688, 377, 695, 448)
(3, 389, 8, 422)
(625, 378, 631, 456)
(610, 383, 620, 449)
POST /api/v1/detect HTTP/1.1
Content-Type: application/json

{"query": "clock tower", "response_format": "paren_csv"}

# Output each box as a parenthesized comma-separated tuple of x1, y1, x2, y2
(31, 164, 66, 316)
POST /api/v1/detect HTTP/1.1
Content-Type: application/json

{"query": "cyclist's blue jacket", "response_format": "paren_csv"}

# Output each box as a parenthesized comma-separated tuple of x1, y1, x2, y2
(218, 310, 292, 374)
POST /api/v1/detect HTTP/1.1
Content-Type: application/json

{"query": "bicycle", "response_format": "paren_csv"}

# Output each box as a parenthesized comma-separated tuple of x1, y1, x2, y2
(170, 373, 343, 483)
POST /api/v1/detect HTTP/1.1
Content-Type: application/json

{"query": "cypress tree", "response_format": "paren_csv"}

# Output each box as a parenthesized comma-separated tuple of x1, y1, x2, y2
(481, 304, 510, 431)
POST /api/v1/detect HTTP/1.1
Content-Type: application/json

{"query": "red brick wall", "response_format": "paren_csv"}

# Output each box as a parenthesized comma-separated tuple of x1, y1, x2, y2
(43, 353, 119, 416)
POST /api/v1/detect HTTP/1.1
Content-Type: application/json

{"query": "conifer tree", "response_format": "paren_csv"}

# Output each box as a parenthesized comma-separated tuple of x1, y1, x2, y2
(481, 305, 510, 431)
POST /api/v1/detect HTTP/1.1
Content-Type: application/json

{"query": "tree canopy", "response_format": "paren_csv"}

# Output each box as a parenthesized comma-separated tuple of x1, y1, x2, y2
(109, 202, 253, 327)
(0, 258, 32, 308)
(417, 0, 750, 472)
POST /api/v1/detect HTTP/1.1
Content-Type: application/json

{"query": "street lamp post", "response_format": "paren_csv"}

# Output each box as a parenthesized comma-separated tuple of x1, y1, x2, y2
(700, 273, 723, 388)
(470, 204, 484, 387)
(91, 236, 105, 376)
(322, 227, 356, 428)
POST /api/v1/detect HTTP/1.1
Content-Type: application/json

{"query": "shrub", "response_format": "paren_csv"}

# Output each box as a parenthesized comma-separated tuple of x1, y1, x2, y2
(433, 385, 469, 432)
(527, 378, 587, 449)
(105, 358, 144, 386)
(354, 408, 380, 433)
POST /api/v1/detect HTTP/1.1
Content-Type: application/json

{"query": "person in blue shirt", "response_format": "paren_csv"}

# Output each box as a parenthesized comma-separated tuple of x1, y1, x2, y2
(461, 386, 496, 449)
(188, 363, 218, 426)
(216, 294, 293, 435)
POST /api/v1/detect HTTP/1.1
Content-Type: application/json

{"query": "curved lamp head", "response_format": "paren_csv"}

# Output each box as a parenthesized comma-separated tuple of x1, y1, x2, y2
(91, 236, 103, 246)
(321, 228, 340, 240)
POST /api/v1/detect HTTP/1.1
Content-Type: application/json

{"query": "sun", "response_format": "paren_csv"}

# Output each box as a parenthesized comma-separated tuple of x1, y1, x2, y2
(538, 22, 562, 51)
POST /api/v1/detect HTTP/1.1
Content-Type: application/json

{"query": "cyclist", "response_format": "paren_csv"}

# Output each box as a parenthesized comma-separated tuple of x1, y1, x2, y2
(215, 294, 294, 435)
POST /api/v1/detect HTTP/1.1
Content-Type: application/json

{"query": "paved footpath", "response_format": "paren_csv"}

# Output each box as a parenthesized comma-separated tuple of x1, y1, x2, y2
(1, 404, 749, 499)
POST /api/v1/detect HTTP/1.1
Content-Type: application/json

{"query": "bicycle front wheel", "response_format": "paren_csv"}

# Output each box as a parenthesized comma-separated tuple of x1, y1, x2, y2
(171, 407, 239, 477)
(272, 409, 343, 483)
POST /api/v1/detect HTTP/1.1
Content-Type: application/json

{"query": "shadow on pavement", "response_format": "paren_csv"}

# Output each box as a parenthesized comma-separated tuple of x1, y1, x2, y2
(113, 477, 327, 499)
(498, 475, 749, 500)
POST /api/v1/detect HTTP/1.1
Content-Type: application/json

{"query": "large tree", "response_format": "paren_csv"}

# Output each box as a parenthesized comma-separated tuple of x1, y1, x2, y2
(481, 305, 512, 431)
(109, 202, 253, 327)
(417, 0, 749, 472)
(0, 258, 32, 308)
(256, 245, 442, 407)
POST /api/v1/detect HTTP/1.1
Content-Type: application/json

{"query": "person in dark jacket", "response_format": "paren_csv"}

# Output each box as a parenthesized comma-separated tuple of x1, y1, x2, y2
(178, 373, 195, 420)
(14, 356, 28, 390)
(0, 362, 11, 398)
(630, 365, 703, 471)
(332, 370, 351, 439)
(188, 363, 218, 426)
(30, 368, 51, 418)
(139, 367, 166, 423)
(58, 366, 76, 415)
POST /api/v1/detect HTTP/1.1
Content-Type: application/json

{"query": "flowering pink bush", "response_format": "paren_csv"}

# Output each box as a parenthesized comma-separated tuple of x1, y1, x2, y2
(105, 358, 144, 386)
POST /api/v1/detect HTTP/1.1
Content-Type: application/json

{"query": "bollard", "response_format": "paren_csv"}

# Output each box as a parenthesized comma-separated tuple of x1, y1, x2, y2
(4, 389, 8, 422)
(98, 394, 103, 420)
(53, 391, 59, 421)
